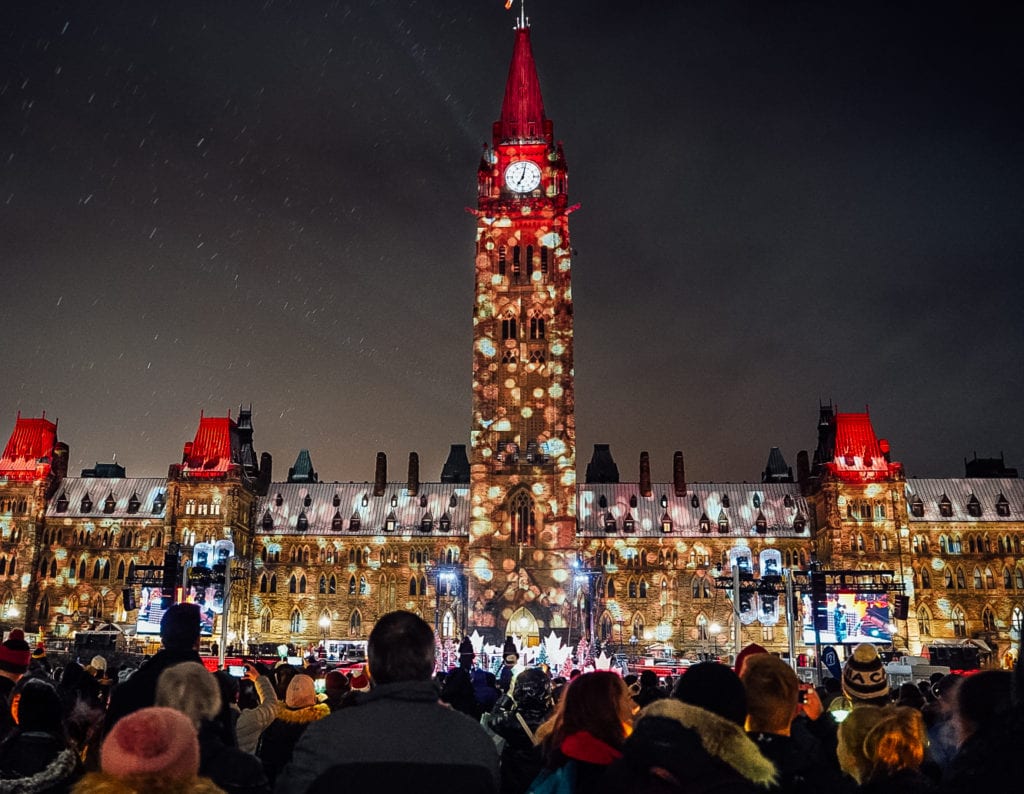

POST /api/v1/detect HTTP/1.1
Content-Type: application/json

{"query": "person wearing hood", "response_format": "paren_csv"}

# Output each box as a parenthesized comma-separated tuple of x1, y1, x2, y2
(440, 637, 483, 719)
(255, 674, 329, 785)
(0, 629, 32, 736)
(489, 667, 554, 794)
(0, 677, 82, 793)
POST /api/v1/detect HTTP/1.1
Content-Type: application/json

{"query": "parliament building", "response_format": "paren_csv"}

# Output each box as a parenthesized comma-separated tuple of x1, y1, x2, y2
(1, 15, 1020, 670)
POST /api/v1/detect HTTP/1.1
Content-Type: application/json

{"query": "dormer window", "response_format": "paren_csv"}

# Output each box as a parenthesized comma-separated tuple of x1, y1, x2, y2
(717, 511, 729, 533)
(660, 494, 668, 509)
(333, 493, 341, 507)
(361, 494, 369, 507)
(303, 494, 312, 508)
(261, 510, 274, 531)
(80, 494, 93, 513)
(55, 492, 68, 513)
(296, 511, 309, 532)
(449, 493, 458, 508)
(783, 494, 794, 509)
(967, 495, 982, 518)
(623, 514, 635, 533)
(439, 512, 452, 532)
(996, 495, 1010, 517)
(660, 513, 672, 533)
(629, 494, 638, 508)
(349, 512, 362, 531)
(691, 494, 700, 509)
(752, 494, 761, 509)
(420, 513, 433, 532)
(331, 511, 344, 532)
(793, 512, 807, 533)
(721, 494, 730, 508)
(911, 496, 924, 517)
(755, 512, 767, 534)
(390, 494, 398, 508)
(275, 493, 283, 507)
(127, 493, 141, 514)
(939, 495, 953, 517)
(598, 494, 608, 509)
(152, 493, 165, 513)
(103, 493, 117, 514)
(603, 513, 617, 533)
(420, 495, 428, 508)
(699, 513, 711, 533)
(384, 510, 397, 532)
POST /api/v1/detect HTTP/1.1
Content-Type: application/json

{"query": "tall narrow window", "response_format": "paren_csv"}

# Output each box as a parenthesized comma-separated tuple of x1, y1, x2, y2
(526, 245, 534, 276)
(498, 246, 506, 277)
(512, 246, 521, 279)
(260, 608, 271, 633)
(289, 609, 301, 634)
(509, 491, 536, 546)
(540, 246, 549, 275)
(529, 316, 545, 340)
(501, 312, 518, 340)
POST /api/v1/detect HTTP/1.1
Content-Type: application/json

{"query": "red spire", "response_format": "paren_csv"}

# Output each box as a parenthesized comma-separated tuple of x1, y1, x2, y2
(498, 25, 546, 143)
(0, 414, 58, 481)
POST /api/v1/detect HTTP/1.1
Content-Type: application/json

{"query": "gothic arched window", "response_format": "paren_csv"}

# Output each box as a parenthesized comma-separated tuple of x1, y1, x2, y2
(509, 491, 536, 546)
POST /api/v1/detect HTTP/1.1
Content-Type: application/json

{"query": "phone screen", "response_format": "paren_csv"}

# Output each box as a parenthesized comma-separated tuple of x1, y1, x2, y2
(314, 678, 326, 694)
(228, 665, 245, 677)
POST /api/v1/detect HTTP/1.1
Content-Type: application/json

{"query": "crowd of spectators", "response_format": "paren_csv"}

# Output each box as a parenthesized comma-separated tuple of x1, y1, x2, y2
(0, 607, 1020, 794)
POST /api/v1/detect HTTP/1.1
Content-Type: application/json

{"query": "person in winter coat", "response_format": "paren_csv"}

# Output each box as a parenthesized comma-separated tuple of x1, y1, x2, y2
(0, 677, 82, 793)
(277, 610, 499, 794)
(235, 663, 279, 754)
(740, 654, 853, 794)
(488, 667, 554, 794)
(72, 707, 223, 794)
(602, 698, 777, 793)
(837, 705, 933, 794)
(0, 629, 33, 737)
(939, 669, 1024, 793)
(631, 671, 665, 709)
(255, 674, 329, 785)
(155, 662, 270, 794)
(440, 637, 483, 719)
(103, 604, 204, 734)
(531, 671, 635, 793)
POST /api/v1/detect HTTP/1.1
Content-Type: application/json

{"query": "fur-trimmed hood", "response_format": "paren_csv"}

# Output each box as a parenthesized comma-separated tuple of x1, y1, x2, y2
(273, 702, 330, 725)
(0, 747, 78, 794)
(637, 700, 777, 788)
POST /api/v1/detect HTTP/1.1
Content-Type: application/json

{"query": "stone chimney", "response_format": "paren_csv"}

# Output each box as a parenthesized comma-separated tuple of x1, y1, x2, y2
(796, 450, 810, 492)
(673, 451, 686, 497)
(373, 452, 387, 497)
(639, 451, 652, 497)
(407, 452, 420, 496)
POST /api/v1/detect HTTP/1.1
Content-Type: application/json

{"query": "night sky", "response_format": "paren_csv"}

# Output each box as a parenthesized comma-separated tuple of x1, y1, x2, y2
(3, 1, 1022, 484)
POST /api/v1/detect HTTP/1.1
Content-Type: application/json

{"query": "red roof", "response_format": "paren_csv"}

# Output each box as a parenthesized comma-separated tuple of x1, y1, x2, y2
(181, 415, 236, 476)
(498, 26, 546, 142)
(0, 413, 58, 481)
(827, 412, 901, 481)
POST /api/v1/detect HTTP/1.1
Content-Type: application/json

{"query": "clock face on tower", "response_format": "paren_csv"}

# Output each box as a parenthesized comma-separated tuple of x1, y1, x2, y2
(504, 160, 542, 193)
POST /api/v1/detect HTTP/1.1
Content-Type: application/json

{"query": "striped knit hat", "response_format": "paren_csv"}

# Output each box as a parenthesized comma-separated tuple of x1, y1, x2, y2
(842, 643, 889, 704)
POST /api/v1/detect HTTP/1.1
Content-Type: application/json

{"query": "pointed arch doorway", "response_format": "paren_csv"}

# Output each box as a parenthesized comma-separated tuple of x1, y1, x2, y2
(507, 607, 540, 649)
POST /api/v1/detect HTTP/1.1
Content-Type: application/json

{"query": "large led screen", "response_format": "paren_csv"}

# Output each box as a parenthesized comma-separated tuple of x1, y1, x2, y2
(802, 592, 893, 645)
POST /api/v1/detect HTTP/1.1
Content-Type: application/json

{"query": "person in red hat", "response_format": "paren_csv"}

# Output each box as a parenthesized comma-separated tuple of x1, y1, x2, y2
(0, 628, 31, 736)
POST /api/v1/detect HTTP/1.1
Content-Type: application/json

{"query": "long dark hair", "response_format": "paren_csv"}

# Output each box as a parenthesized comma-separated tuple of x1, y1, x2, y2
(536, 671, 633, 755)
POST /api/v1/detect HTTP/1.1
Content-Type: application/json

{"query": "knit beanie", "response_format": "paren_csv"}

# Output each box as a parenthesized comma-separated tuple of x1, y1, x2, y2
(159, 603, 200, 650)
(842, 643, 888, 704)
(31, 642, 46, 660)
(101, 707, 199, 781)
(733, 642, 767, 678)
(0, 629, 32, 675)
(14, 678, 63, 733)
(325, 670, 349, 696)
(673, 662, 748, 726)
(90, 655, 108, 673)
(502, 636, 519, 665)
(285, 675, 316, 708)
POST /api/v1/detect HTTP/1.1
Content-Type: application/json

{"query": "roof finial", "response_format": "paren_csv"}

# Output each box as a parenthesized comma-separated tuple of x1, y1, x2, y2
(506, 0, 527, 29)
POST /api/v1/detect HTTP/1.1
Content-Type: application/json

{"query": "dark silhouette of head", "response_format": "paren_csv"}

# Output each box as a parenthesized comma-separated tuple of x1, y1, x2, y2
(367, 610, 436, 685)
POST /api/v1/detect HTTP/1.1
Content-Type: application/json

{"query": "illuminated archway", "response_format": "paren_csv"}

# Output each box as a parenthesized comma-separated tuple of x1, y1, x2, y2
(507, 607, 540, 647)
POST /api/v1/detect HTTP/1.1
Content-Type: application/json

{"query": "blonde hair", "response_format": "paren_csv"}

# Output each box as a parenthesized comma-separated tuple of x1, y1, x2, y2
(740, 653, 799, 733)
(155, 662, 220, 728)
(864, 706, 926, 779)
(837, 706, 887, 783)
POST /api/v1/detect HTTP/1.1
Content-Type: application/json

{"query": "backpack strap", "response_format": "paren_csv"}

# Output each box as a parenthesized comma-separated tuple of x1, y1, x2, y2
(515, 711, 539, 746)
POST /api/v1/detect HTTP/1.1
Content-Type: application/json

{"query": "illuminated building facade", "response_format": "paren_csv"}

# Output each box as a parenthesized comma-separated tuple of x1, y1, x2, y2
(1, 17, 1021, 668)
